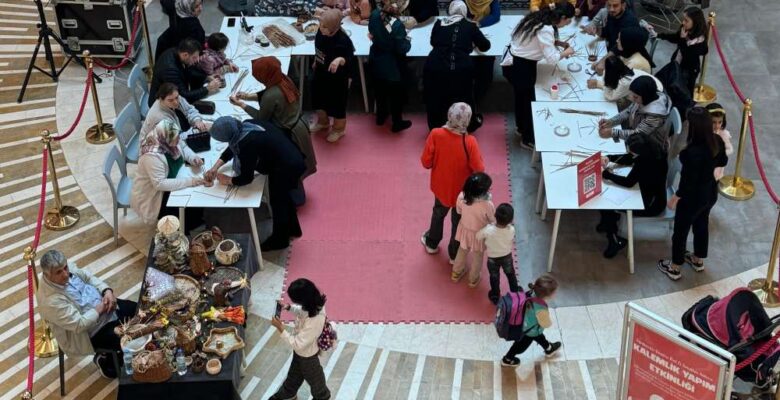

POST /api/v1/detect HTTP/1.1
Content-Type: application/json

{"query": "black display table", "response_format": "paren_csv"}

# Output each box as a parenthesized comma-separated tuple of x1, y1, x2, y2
(117, 234, 258, 400)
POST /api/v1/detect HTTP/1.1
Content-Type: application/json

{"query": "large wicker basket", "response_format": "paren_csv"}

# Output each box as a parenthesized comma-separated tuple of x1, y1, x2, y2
(131, 350, 172, 383)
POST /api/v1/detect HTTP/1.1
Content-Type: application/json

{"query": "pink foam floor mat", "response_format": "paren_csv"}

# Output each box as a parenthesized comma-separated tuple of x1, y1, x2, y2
(283, 114, 513, 323)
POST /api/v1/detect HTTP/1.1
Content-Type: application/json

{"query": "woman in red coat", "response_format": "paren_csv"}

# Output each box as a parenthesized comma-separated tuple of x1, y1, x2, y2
(420, 103, 485, 262)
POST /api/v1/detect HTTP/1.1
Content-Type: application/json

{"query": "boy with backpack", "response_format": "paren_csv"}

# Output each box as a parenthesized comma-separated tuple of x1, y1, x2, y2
(496, 274, 562, 367)
(476, 203, 519, 304)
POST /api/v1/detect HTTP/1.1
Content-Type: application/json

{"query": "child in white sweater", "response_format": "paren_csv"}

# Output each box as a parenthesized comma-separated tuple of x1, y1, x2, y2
(476, 203, 519, 304)
(706, 103, 733, 180)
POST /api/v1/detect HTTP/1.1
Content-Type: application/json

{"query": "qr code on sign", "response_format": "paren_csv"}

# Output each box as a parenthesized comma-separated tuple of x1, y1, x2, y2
(584, 173, 596, 193)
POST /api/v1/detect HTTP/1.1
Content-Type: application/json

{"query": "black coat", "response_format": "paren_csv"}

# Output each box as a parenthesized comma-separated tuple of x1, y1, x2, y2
(219, 121, 306, 189)
(424, 19, 490, 73)
(601, 9, 639, 53)
(658, 31, 708, 78)
(149, 48, 208, 106)
(676, 137, 727, 202)
(155, 16, 206, 60)
(603, 153, 668, 216)
(407, 0, 438, 23)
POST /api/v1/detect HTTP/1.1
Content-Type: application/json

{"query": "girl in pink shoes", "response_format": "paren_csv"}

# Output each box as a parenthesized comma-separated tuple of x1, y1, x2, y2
(452, 172, 495, 287)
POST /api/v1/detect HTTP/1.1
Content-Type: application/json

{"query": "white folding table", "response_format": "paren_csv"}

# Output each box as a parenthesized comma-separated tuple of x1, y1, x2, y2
(167, 139, 268, 271)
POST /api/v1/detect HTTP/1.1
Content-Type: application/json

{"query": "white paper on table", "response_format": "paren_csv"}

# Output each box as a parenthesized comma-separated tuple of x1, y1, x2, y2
(600, 185, 634, 206)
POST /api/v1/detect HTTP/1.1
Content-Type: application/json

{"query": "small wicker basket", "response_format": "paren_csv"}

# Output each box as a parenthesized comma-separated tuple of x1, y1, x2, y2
(132, 350, 173, 383)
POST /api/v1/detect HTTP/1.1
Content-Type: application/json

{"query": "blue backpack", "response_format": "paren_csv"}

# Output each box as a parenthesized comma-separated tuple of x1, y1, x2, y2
(495, 291, 547, 341)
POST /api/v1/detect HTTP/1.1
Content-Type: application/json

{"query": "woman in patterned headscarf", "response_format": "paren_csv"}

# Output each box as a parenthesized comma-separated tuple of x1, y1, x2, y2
(155, 0, 206, 58)
(420, 103, 486, 263)
(131, 120, 207, 231)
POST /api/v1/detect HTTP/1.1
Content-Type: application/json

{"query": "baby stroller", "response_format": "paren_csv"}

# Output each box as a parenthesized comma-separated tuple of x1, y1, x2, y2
(682, 287, 780, 399)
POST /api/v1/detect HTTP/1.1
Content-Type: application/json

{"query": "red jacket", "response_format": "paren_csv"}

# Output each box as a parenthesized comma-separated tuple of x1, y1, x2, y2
(421, 128, 485, 207)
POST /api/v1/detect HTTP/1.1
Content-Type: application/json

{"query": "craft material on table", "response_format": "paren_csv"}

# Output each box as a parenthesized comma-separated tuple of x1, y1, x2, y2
(559, 108, 607, 117)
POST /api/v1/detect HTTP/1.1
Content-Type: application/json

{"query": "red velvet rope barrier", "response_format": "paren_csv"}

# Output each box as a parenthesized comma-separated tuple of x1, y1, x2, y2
(735, 330, 780, 371)
(711, 25, 780, 205)
(92, 7, 141, 71)
(51, 68, 93, 142)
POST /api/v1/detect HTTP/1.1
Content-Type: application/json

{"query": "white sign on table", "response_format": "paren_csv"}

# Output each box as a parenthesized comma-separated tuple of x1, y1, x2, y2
(531, 101, 624, 153)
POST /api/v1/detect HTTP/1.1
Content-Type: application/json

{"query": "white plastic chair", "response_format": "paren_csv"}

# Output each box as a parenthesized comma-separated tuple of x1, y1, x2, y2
(114, 103, 141, 164)
(128, 52, 150, 120)
(102, 146, 132, 245)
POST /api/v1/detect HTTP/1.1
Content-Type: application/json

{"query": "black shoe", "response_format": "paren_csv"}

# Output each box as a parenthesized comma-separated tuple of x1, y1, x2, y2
(501, 356, 520, 367)
(290, 187, 306, 207)
(93, 353, 117, 379)
(657, 259, 682, 281)
(603, 234, 627, 259)
(261, 239, 290, 252)
(544, 342, 562, 356)
(375, 113, 388, 126)
(391, 120, 412, 133)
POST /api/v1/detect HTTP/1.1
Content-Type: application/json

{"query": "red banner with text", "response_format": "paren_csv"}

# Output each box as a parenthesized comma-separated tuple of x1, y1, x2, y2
(577, 152, 602, 206)
(627, 323, 722, 400)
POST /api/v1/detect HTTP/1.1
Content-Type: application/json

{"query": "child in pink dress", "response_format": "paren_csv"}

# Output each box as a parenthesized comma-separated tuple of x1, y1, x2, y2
(452, 172, 495, 288)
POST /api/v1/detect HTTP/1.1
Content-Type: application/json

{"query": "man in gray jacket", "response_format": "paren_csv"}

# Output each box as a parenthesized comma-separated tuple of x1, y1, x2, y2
(36, 250, 137, 379)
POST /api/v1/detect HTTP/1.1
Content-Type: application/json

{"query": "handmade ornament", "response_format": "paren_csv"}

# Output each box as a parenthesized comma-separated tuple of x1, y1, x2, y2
(203, 327, 245, 359)
(144, 268, 175, 302)
(153, 216, 189, 274)
(215, 239, 242, 265)
(132, 350, 172, 383)
(189, 242, 213, 277)
(206, 358, 222, 375)
(192, 226, 223, 253)
(213, 282, 231, 307)
(201, 306, 246, 325)
(203, 267, 247, 296)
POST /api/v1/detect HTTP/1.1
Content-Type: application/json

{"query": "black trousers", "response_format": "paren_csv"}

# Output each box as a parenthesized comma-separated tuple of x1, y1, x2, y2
(473, 56, 495, 108)
(505, 333, 550, 359)
(487, 254, 519, 302)
(423, 67, 475, 131)
(374, 78, 406, 125)
(424, 197, 461, 261)
(502, 56, 538, 144)
(672, 193, 716, 265)
(598, 206, 664, 235)
(158, 191, 204, 234)
(264, 174, 302, 249)
(270, 353, 331, 400)
(90, 299, 138, 352)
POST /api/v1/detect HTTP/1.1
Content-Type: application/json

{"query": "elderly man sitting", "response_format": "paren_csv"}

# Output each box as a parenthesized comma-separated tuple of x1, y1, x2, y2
(36, 250, 137, 379)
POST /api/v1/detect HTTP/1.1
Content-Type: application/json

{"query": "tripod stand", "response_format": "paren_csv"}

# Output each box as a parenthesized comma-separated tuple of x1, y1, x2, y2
(16, 0, 99, 103)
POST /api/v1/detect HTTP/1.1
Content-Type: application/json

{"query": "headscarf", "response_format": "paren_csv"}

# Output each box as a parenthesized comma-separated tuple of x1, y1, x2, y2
(465, 0, 492, 22)
(175, 0, 200, 18)
(442, 0, 468, 27)
(629, 76, 660, 105)
(140, 119, 181, 158)
(319, 8, 343, 34)
(251, 57, 299, 104)
(618, 26, 655, 68)
(209, 116, 264, 174)
(444, 102, 472, 134)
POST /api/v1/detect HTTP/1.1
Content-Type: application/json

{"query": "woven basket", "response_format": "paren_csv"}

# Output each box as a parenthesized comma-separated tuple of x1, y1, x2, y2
(132, 350, 172, 383)
(176, 327, 198, 355)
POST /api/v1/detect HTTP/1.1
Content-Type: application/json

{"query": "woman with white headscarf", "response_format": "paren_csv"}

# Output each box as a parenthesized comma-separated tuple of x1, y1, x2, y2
(420, 103, 486, 263)
(423, 1, 491, 131)
(131, 120, 208, 232)
(155, 0, 206, 59)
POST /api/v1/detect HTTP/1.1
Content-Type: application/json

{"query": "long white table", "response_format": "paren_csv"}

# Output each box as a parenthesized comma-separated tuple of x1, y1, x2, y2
(167, 139, 268, 270)
(531, 101, 624, 153)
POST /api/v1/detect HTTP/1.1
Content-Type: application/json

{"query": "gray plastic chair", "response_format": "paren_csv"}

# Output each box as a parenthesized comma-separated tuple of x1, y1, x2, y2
(103, 146, 132, 245)
(114, 103, 141, 164)
(128, 56, 150, 120)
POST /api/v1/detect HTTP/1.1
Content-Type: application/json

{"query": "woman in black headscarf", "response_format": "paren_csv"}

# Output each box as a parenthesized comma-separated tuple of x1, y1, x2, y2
(616, 26, 654, 74)
(155, 0, 206, 59)
(205, 117, 306, 251)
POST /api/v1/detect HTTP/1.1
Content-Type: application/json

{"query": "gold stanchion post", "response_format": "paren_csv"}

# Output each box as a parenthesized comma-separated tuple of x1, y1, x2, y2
(41, 130, 80, 230)
(719, 99, 756, 200)
(82, 51, 116, 144)
(693, 12, 717, 104)
(138, 0, 154, 81)
(748, 207, 780, 307)
(24, 246, 59, 357)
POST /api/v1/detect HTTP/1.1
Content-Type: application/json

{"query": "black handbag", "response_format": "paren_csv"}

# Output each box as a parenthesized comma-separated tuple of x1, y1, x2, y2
(185, 129, 211, 153)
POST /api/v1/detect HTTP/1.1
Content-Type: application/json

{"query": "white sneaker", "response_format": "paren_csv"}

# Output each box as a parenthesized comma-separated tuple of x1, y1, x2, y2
(309, 122, 330, 133)
(420, 234, 438, 254)
(326, 130, 346, 143)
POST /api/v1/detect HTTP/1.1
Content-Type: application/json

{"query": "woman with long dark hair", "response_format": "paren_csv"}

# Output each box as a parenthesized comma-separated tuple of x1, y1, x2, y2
(588, 54, 662, 108)
(657, 6, 708, 95)
(270, 278, 330, 400)
(501, 2, 575, 149)
(658, 107, 727, 281)
(616, 26, 653, 73)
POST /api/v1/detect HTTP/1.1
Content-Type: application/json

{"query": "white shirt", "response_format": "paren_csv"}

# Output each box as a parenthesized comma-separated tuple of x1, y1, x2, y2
(598, 69, 663, 103)
(476, 223, 515, 258)
(501, 25, 561, 66)
(281, 304, 327, 358)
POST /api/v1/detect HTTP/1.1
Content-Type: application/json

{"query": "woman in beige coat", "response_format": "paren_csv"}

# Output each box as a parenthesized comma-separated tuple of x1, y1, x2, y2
(130, 120, 209, 233)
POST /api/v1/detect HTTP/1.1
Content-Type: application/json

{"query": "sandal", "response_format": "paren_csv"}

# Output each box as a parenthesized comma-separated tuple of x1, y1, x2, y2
(684, 251, 705, 272)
